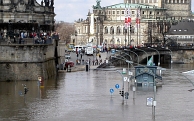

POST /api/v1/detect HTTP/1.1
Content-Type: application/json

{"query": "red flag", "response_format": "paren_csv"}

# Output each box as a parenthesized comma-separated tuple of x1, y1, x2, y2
(128, 17, 131, 24)
(127, 6, 131, 26)
(136, 8, 140, 28)
(124, 5, 128, 29)
(125, 18, 128, 24)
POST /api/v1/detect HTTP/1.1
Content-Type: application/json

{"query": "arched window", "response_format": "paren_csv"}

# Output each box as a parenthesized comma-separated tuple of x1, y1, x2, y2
(130, 26, 135, 33)
(104, 27, 108, 34)
(110, 26, 114, 34)
(123, 27, 127, 34)
(116, 26, 121, 34)
(104, 39, 107, 44)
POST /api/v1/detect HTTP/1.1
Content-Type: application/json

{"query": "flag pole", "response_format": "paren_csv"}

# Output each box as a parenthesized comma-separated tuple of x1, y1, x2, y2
(124, 3, 127, 48)
(139, 7, 141, 47)
(136, 7, 138, 46)
(129, 4, 131, 47)
(136, 6, 140, 46)
(127, 4, 130, 47)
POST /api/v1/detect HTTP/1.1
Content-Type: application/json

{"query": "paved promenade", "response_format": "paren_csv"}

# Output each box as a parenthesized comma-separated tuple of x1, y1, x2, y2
(68, 52, 110, 72)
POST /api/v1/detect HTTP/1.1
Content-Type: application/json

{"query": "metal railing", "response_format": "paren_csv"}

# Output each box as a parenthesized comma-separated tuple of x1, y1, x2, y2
(0, 38, 53, 45)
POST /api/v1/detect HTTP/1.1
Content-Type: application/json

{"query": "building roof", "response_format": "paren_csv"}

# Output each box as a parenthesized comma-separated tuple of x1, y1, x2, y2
(168, 20, 194, 35)
(105, 3, 166, 10)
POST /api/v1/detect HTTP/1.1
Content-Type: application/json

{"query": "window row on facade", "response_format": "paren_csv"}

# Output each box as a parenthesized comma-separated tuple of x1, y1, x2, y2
(104, 26, 135, 34)
(168, 35, 194, 39)
(164, 0, 189, 4)
(126, 0, 158, 3)
(173, 29, 188, 32)
(106, 10, 160, 16)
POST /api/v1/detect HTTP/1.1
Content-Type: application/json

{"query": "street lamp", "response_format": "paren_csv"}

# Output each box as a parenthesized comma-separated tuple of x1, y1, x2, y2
(135, 48, 148, 64)
(113, 56, 132, 77)
(162, 47, 172, 64)
(124, 49, 139, 64)
(176, 36, 179, 47)
(116, 70, 125, 104)
(95, 16, 99, 56)
(116, 50, 132, 61)
(75, 31, 77, 45)
(147, 47, 160, 66)
(114, 57, 134, 104)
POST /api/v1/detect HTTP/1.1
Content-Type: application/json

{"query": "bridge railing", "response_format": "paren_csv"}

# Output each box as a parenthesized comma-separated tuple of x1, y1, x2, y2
(109, 45, 194, 51)
(0, 38, 53, 45)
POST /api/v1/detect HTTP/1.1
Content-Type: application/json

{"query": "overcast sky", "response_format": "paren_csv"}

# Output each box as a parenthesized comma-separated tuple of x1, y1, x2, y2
(37, 0, 194, 23)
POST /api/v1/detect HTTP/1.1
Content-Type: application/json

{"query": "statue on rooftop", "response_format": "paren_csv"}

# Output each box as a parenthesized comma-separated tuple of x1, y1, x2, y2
(93, 0, 102, 9)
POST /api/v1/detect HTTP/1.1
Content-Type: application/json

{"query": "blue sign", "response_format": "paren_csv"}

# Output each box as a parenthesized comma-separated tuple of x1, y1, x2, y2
(115, 84, 120, 89)
(110, 88, 114, 94)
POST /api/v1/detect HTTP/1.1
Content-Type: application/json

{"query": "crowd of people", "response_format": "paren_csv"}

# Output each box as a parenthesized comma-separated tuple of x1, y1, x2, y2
(75, 48, 104, 66)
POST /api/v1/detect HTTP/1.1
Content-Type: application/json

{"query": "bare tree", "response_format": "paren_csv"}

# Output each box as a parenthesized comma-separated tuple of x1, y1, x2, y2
(55, 22, 75, 44)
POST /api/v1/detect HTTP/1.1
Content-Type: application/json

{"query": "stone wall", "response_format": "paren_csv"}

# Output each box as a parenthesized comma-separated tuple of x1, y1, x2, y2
(173, 50, 194, 64)
(0, 61, 56, 81)
(0, 45, 56, 81)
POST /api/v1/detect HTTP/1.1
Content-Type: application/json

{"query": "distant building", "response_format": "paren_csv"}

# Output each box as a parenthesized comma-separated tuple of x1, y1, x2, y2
(0, 0, 55, 38)
(71, 0, 192, 47)
(166, 20, 194, 46)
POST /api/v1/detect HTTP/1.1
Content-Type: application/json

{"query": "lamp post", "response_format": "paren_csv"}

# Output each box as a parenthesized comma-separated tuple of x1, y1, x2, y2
(114, 57, 134, 104)
(176, 36, 179, 47)
(168, 48, 172, 64)
(122, 52, 133, 61)
(116, 70, 125, 104)
(148, 47, 160, 66)
(162, 47, 172, 64)
(75, 31, 77, 45)
(124, 28, 127, 48)
(153, 73, 156, 119)
(124, 49, 139, 64)
(116, 50, 132, 61)
(135, 48, 148, 63)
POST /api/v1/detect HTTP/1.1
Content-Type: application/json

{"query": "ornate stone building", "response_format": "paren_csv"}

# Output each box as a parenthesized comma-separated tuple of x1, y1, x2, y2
(0, 0, 55, 37)
(71, 0, 192, 47)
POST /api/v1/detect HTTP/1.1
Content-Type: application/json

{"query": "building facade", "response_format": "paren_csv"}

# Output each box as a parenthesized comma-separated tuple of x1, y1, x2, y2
(71, 0, 192, 47)
(0, 0, 55, 38)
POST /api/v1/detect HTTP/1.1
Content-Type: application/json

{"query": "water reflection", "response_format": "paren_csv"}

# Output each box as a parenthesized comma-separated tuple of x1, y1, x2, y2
(0, 64, 194, 121)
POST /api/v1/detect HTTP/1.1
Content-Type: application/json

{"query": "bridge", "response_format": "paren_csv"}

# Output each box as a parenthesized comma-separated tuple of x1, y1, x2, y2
(109, 46, 194, 66)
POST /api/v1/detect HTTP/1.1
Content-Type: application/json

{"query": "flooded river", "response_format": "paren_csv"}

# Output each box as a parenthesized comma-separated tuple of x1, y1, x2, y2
(0, 63, 194, 121)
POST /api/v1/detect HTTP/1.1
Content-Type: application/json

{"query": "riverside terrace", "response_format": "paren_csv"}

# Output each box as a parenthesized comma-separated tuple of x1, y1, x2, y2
(0, 38, 53, 45)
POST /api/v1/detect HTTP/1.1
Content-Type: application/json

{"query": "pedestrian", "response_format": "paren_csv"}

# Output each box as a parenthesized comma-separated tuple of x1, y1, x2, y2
(89, 58, 91, 65)
(80, 53, 82, 59)
(77, 53, 79, 58)
(99, 59, 102, 65)
(13, 36, 16, 43)
(96, 58, 98, 65)
(99, 53, 101, 59)
(82, 59, 84, 65)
